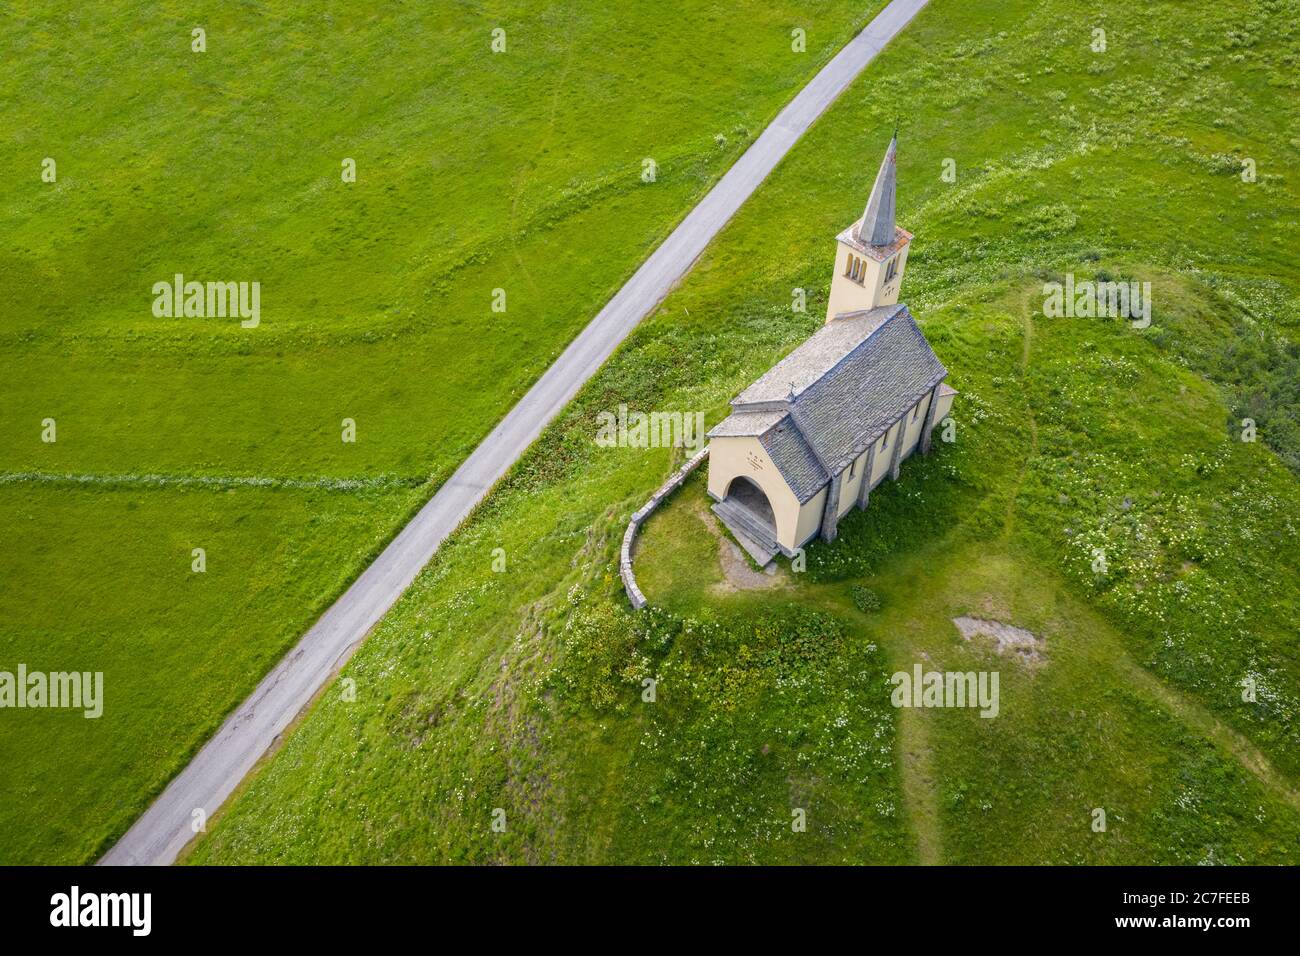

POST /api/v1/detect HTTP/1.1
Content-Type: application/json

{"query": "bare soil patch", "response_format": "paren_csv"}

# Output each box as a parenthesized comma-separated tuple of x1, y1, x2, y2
(693, 499, 786, 592)
(952, 615, 1045, 665)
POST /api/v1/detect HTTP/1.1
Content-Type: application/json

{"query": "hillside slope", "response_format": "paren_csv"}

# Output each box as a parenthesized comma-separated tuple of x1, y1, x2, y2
(0, 0, 885, 864)
(190, 0, 1300, 864)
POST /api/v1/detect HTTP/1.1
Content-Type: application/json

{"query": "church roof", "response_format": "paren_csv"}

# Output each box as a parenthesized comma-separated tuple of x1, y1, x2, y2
(705, 407, 787, 437)
(858, 134, 898, 246)
(734, 304, 903, 405)
(707, 305, 947, 503)
(760, 417, 827, 501)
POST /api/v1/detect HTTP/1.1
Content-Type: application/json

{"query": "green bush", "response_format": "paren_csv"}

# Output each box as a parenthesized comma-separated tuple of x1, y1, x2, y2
(851, 585, 882, 613)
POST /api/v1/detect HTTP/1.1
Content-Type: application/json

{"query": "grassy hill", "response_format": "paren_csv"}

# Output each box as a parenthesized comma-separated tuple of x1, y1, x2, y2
(188, 0, 1300, 864)
(0, 0, 884, 864)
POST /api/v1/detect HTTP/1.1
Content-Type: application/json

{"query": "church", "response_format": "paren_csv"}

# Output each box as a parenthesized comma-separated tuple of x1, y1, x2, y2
(705, 136, 955, 565)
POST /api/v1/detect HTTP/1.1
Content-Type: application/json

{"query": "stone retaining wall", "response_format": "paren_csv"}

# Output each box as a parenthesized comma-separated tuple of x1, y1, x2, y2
(620, 446, 709, 610)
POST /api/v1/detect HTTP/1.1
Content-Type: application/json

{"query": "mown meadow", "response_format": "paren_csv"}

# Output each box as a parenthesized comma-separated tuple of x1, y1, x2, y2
(0, 0, 885, 863)
(190, 0, 1300, 864)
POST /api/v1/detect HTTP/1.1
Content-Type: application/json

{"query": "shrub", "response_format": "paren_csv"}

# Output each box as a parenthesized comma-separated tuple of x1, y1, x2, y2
(548, 602, 681, 713)
(851, 585, 882, 613)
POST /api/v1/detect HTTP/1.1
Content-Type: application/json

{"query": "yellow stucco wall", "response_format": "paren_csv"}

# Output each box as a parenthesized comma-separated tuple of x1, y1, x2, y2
(900, 397, 927, 452)
(707, 435, 808, 551)
(876, 242, 910, 308)
(825, 238, 911, 322)
(934, 390, 955, 426)
(835, 447, 872, 517)
(868, 422, 895, 484)
(795, 488, 827, 549)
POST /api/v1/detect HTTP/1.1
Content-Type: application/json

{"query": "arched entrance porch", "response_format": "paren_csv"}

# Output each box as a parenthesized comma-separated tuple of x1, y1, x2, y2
(713, 475, 780, 565)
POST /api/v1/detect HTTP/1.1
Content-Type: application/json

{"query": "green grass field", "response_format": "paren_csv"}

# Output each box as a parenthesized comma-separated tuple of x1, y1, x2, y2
(186, 0, 1300, 864)
(0, 0, 887, 863)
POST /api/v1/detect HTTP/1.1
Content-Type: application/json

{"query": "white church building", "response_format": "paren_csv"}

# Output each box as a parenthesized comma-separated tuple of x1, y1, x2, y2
(705, 136, 956, 564)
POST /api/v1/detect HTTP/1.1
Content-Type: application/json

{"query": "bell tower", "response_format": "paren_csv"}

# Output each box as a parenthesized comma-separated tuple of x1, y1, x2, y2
(826, 134, 913, 323)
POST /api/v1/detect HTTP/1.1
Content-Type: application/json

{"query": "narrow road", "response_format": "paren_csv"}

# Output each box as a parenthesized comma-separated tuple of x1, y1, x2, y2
(101, 0, 931, 866)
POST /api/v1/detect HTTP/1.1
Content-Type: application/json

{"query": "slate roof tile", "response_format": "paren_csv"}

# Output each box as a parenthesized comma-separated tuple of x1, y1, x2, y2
(711, 304, 946, 503)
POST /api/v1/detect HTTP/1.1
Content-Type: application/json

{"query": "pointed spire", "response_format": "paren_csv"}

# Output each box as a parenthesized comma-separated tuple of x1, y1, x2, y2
(857, 133, 897, 247)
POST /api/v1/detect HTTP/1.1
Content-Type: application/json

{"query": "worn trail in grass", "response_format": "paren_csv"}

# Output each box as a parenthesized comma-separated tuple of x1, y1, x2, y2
(1115, 656, 1300, 816)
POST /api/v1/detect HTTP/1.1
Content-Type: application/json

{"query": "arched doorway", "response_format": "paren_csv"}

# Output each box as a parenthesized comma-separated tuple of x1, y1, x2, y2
(714, 474, 780, 565)
(724, 475, 776, 528)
